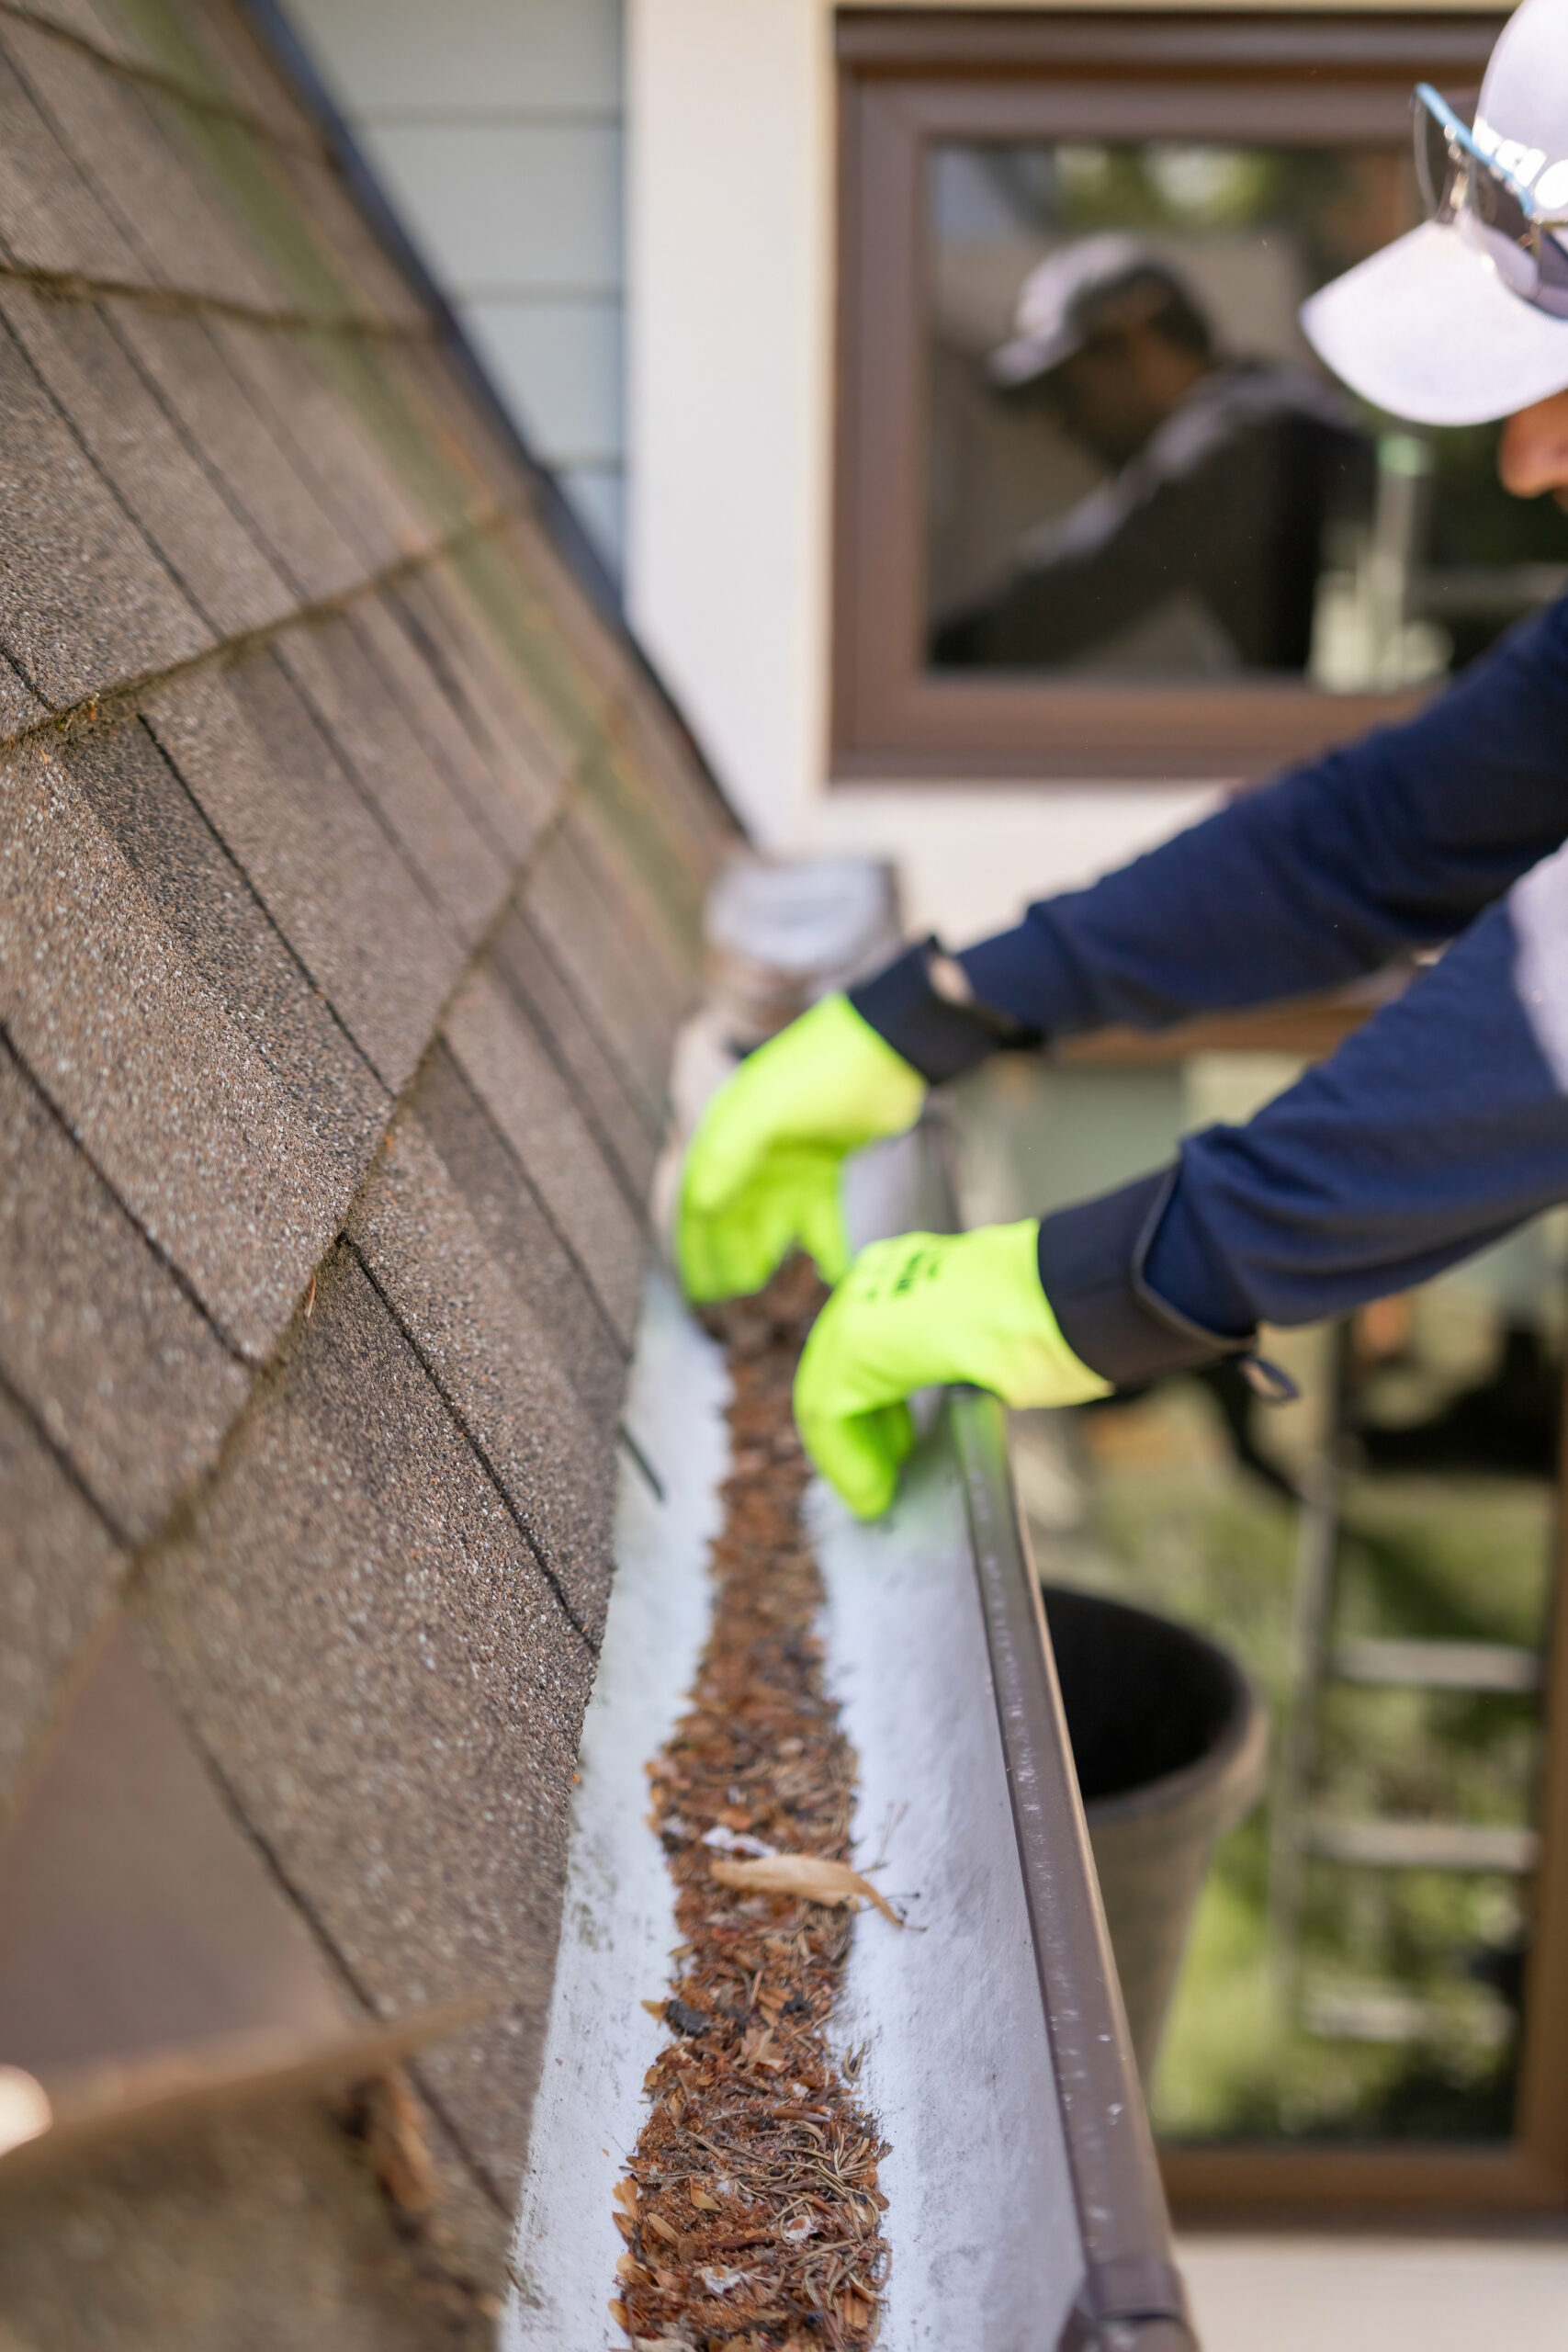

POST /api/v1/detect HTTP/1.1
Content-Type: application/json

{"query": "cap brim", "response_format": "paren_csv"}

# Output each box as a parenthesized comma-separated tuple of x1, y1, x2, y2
(1302, 220, 1568, 426)
(987, 326, 1078, 390)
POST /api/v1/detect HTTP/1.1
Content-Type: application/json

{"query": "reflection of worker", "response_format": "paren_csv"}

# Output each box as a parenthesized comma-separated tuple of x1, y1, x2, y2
(679, 0, 1568, 1521)
(931, 234, 1369, 672)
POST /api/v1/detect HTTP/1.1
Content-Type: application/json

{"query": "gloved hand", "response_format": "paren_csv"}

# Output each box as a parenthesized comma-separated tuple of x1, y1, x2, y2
(794, 1220, 1111, 1519)
(676, 993, 926, 1304)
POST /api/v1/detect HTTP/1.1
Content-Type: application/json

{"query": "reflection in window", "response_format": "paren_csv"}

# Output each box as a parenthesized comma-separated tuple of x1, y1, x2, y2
(927, 141, 1568, 688)
(966, 1055, 1561, 2143)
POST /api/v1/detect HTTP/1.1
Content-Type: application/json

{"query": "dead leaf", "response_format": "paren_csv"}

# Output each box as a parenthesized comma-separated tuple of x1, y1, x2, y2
(688, 2185, 719, 2211)
(613, 2177, 638, 2214)
(708, 1852, 905, 1927)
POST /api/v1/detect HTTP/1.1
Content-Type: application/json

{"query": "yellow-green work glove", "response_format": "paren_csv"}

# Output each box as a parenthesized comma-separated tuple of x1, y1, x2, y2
(677, 993, 926, 1305)
(795, 1220, 1111, 1520)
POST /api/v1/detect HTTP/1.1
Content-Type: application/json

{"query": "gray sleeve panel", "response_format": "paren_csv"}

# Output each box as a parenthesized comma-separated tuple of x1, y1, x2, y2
(1510, 837, 1568, 1091)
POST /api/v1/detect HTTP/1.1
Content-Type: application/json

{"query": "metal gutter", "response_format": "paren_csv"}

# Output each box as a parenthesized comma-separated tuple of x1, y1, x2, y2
(513, 1122, 1196, 2346)
(917, 1125, 1194, 2348)
(952, 1387, 1196, 2352)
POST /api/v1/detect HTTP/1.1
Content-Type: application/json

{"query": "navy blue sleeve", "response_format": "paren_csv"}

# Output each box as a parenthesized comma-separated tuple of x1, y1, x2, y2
(1037, 855, 1568, 1385)
(846, 601, 1568, 1385)
(951, 598, 1568, 1046)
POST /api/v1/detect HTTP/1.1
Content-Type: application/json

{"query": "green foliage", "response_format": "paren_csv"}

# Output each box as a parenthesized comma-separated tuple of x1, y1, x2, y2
(1050, 1378, 1544, 2145)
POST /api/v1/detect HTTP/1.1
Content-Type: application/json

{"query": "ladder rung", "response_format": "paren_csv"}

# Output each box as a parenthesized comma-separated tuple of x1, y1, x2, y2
(1302, 1987, 1438, 2043)
(1301, 1984, 1512, 2047)
(1330, 1638, 1541, 1694)
(1306, 1818, 1540, 1872)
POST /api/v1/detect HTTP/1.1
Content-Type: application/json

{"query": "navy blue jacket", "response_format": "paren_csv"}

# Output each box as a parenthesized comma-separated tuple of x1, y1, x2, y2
(851, 597, 1568, 1387)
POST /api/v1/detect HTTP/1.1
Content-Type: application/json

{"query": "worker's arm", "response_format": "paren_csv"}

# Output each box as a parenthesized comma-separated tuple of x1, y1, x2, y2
(1040, 843, 1568, 1383)
(679, 599, 1568, 1315)
(931, 453, 1221, 668)
(798, 848, 1568, 1512)
(859, 597, 1568, 1082)
(932, 421, 1311, 671)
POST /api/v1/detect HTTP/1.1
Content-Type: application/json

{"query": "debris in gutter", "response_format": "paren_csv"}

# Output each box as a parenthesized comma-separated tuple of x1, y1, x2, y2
(702, 1824, 779, 1859)
(611, 1258, 892, 2349)
(707, 1853, 906, 1927)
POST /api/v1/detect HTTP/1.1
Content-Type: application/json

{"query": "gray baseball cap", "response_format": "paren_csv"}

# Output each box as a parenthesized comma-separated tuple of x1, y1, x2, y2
(989, 233, 1187, 389)
(1302, 0, 1568, 424)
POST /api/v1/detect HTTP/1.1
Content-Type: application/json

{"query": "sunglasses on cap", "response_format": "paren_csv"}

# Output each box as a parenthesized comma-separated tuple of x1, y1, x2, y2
(1414, 82, 1568, 318)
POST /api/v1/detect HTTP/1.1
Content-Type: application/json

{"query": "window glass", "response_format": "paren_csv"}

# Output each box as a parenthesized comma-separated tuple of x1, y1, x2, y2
(926, 139, 1568, 687)
(962, 1055, 1561, 2146)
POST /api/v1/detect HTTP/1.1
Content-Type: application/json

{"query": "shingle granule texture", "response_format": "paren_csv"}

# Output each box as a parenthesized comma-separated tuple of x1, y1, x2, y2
(0, 737, 348, 1361)
(0, 301, 210, 705)
(444, 966, 647, 1348)
(62, 716, 391, 1181)
(0, 17, 282, 310)
(488, 899, 660, 1203)
(409, 1040, 628, 1438)
(0, 1037, 250, 1541)
(353, 588, 546, 867)
(344, 1112, 617, 1642)
(0, 2, 733, 2331)
(139, 1244, 596, 2199)
(0, 33, 143, 284)
(521, 818, 688, 1131)
(276, 616, 506, 951)
(107, 304, 369, 603)
(143, 657, 465, 1092)
(0, 1383, 127, 1818)
(0, 283, 296, 641)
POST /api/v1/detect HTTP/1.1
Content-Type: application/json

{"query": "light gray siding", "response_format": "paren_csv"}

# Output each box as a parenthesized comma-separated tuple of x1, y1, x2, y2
(289, 0, 626, 571)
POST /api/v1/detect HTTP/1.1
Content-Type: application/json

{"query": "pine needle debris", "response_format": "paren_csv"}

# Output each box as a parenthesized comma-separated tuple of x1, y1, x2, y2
(612, 1260, 891, 2350)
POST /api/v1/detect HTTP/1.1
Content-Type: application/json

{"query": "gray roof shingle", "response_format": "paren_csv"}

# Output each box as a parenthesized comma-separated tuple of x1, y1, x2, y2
(443, 967, 647, 1349)
(62, 715, 390, 1178)
(139, 1243, 594, 2199)
(107, 304, 368, 602)
(0, 283, 295, 642)
(0, 1039, 251, 1544)
(0, 17, 282, 308)
(0, 1386, 127, 1815)
(0, 31, 142, 282)
(0, 0, 731, 2313)
(1, 738, 359, 1359)
(143, 658, 468, 1091)
(0, 303, 211, 705)
(344, 1109, 617, 1640)
(276, 615, 507, 952)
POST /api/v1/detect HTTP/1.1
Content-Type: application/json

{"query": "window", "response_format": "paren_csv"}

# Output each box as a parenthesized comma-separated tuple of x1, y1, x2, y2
(960, 1037, 1568, 2212)
(833, 12, 1560, 779)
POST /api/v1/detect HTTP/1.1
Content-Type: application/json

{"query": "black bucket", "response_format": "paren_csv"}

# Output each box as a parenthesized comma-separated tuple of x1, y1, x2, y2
(1043, 1584, 1269, 2083)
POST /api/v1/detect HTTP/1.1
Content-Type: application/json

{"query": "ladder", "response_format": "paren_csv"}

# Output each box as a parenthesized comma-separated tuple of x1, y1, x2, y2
(1266, 1320, 1544, 2038)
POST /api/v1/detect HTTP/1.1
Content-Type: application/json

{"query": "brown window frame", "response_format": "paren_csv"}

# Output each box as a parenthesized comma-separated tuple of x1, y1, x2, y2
(1045, 971, 1568, 2220)
(832, 10, 1506, 784)
(1166, 1449, 1568, 2222)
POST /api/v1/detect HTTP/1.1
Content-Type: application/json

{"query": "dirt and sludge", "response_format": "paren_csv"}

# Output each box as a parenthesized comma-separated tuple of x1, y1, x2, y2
(610, 1259, 894, 2350)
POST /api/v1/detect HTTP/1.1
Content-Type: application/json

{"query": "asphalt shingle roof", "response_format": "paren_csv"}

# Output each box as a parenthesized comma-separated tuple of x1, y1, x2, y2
(0, 0, 732, 2333)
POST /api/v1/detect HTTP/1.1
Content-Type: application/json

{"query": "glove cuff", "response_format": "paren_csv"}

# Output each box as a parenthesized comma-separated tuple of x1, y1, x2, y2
(849, 939, 1040, 1084)
(1037, 1169, 1258, 1391)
